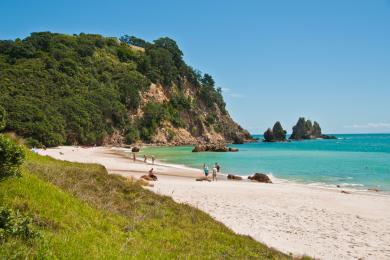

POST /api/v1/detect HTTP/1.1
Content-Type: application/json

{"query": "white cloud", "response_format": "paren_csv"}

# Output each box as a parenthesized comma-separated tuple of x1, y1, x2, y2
(221, 87, 244, 98)
(344, 123, 390, 129)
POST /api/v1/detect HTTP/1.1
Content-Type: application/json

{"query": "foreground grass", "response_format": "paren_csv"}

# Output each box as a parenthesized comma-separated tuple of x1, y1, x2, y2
(0, 150, 292, 259)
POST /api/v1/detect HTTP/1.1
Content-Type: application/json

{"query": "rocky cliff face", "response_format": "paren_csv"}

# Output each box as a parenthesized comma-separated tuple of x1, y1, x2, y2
(136, 80, 252, 145)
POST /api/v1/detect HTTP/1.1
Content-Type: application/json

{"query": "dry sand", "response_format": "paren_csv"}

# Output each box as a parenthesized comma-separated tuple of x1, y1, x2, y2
(37, 146, 390, 260)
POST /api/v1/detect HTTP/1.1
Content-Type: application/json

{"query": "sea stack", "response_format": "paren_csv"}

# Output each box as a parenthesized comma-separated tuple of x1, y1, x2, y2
(263, 121, 287, 142)
(289, 117, 336, 140)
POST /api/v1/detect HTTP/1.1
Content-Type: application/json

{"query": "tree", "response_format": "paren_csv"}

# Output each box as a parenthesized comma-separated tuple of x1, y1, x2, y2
(120, 35, 147, 48)
(201, 74, 215, 88)
(0, 135, 25, 179)
(0, 105, 6, 131)
(153, 37, 183, 67)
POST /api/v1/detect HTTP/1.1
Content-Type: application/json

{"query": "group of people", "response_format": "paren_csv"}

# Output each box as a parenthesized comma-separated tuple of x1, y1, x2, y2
(131, 153, 155, 164)
(143, 154, 155, 164)
(203, 163, 221, 181)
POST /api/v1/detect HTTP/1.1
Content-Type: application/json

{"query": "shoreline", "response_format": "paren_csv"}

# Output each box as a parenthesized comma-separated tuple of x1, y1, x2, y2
(131, 145, 390, 195)
(36, 146, 390, 259)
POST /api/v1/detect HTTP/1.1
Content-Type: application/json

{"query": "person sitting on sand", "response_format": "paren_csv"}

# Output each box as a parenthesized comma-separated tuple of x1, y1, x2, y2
(148, 168, 158, 181)
(203, 164, 209, 179)
(212, 166, 217, 181)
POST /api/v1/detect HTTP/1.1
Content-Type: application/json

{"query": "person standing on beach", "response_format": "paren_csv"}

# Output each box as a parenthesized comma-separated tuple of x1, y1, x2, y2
(203, 164, 209, 179)
(144, 155, 147, 163)
(132, 153, 136, 162)
(212, 165, 217, 181)
(215, 163, 220, 173)
(152, 155, 155, 165)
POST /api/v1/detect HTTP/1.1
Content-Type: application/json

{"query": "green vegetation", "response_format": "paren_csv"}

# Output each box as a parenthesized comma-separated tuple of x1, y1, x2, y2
(0, 135, 25, 179)
(0, 147, 291, 259)
(0, 32, 244, 147)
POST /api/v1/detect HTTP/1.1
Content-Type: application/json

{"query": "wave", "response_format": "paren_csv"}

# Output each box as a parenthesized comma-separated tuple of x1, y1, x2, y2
(338, 183, 364, 188)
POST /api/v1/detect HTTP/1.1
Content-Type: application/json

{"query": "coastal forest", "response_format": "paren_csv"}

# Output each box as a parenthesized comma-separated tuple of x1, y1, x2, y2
(0, 32, 251, 147)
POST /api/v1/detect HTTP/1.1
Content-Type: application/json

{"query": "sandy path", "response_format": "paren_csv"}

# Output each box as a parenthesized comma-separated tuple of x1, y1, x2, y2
(38, 146, 390, 260)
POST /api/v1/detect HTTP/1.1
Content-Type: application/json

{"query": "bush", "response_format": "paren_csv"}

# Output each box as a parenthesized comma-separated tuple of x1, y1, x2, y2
(0, 105, 6, 131)
(124, 126, 139, 144)
(0, 135, 25, 179)
(0, 207, 38, 241)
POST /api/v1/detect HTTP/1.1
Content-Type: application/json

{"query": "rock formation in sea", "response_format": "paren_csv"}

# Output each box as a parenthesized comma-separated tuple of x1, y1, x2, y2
(192, 143, 239, 152)
(263, 121, 287, 142)
(289, 117, 336, 140)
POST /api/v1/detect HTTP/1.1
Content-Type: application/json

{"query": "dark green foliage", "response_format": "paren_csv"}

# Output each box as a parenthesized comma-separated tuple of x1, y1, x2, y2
(0, 32, 244, 146)
(119, 35, 148, 48)
(0, 206, 38, 241)
(199, 74, 226, 113)
(139, 103, 166, 141)
(0, 135, 25, 179)
(0, 105, 6, 131)
(117, 71, 150, 110)
(124, 126, 139, 144)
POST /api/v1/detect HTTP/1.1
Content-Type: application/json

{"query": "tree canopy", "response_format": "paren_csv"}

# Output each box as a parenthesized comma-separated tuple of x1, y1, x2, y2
(0, 32, 236, 146)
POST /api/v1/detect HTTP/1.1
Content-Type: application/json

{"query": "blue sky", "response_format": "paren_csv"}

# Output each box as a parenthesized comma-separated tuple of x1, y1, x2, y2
(1, 0, 389, 134)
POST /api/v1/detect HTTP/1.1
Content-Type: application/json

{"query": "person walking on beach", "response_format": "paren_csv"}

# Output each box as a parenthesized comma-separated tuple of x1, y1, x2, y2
(152, 155, 155, 165)
(144, 155, 147, 163)
(132, 153, 136, 162)
(212, 165, 217, 181)
(203, 164, 209, 179)
(215, 162, 220, 173)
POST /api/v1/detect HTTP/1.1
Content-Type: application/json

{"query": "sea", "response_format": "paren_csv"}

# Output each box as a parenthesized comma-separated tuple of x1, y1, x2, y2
(140, 134, 390, 192)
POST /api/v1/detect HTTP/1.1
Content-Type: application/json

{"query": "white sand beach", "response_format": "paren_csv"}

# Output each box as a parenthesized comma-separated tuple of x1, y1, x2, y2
(37, 146, 390, 260)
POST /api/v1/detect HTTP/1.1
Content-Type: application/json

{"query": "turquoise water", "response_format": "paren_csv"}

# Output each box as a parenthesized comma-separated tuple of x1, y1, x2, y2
(141, 134, 390, 191)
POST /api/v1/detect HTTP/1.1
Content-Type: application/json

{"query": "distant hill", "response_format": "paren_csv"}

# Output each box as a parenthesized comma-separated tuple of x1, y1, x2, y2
(0, 32, 251, 147)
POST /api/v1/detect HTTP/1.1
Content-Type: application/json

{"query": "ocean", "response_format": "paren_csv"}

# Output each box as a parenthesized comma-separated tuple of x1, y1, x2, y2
(141, 134, 390, 191)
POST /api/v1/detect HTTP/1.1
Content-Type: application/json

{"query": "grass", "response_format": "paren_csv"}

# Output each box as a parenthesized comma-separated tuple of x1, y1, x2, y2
(0, 149, 294, 259)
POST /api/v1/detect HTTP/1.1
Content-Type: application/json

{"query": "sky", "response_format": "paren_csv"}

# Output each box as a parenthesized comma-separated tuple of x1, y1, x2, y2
(1, 0, 389, 134)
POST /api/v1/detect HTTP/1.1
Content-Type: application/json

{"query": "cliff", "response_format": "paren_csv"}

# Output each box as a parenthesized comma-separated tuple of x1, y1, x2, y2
(0, 32, 252, 147)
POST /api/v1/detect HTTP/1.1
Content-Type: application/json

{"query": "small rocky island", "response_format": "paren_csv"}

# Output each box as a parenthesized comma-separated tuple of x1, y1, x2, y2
(289, 117, 336, 140)
(192, 143, 239, 152)
(263, 121, 287, 142)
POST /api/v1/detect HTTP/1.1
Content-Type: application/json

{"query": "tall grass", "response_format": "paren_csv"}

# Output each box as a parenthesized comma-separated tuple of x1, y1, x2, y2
(0, 150, 293, 259)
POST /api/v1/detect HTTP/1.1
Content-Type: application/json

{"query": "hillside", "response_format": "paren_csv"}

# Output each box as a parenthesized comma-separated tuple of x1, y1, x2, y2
(0, 146, 291, 259)
(0, 32, 252, 147)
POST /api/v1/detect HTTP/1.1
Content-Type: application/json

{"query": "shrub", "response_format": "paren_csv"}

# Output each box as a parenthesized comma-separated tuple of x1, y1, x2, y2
(0, 105, 6, 131)
(0, 207, 38, 241)
(124, 126, 139, 144)
(0, 135, 25, 179)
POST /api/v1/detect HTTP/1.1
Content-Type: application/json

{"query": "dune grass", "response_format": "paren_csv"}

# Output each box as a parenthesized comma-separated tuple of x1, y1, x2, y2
(0, 150, 294, 259)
